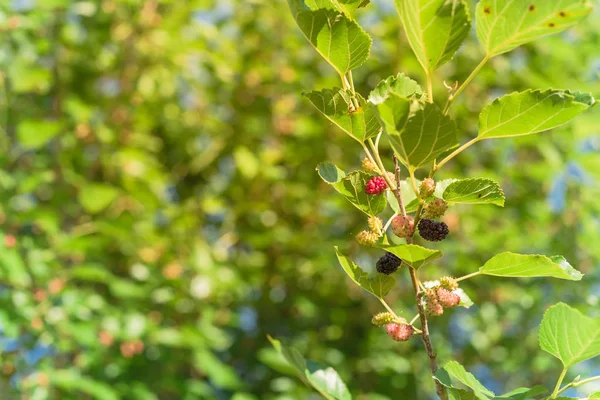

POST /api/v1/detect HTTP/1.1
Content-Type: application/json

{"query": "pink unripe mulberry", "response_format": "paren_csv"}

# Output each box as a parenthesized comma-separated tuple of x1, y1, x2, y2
(385, 322, 415, 342)
(419, 178, 436, 198)
(424, 289, 444, 316)
(365, 176, 387, 195)
(436, 287, 461, 308)
(391, 215, 415, 238)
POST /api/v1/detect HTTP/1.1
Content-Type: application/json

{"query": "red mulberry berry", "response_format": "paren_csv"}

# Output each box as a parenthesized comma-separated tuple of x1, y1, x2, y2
(436, 287, 461, 308)
(391, 215, 415, 238)
(418, 219, 449, 242)
(365, 176, 387, 195)
(385, 323, 414, 341)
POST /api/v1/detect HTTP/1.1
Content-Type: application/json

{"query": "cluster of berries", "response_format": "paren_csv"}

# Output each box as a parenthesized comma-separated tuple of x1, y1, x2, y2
(357, 175, 452, 246)
(416, 179, 449, 242)
(423, 277, 461, 316)
(371, 313, 415, 342)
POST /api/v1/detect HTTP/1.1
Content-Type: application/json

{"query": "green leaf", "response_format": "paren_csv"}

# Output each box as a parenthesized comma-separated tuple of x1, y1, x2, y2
(17, 120, 62, 150)
(378, 244, 442, 269)
(479, 252, 583, 281)
(335, 247, 396, 298)
(476, 0, 594, 57)
(79, 183, 120, 213)
(306, 88, 380, 142)
(320, 170, 387, 216)
(305, 0, 371, 16)
(590, 392, 600, 399)
(288, 0, 371, 76)
(395, 0, 471, 72)
(442, 178, 505, 206)
(268, 336, 352, 400)
(47, 369, 120, 400)
(317, 162, 346, 183)
(369, 73, 423, 104)
(374, 100, 459, 170)
(539, 303, 600, 369)
(496, 386, 547, 400)
(434, 361, 495, 400)
(478, 90, 595, 140)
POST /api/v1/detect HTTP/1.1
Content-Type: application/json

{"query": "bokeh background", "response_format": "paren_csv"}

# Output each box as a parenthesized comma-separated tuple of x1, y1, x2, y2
(0, 0, 598, 399)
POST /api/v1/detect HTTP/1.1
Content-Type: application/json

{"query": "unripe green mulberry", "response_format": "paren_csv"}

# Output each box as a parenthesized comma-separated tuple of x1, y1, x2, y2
(423, 199, 448, 219)
(419, 178, 435, 198)
(439, 276, 458, 291)
(356, 230, 378, 247)
(368, 216, 383, 235)
(362, 157, 377, 172)
(371, 312, 397, 327)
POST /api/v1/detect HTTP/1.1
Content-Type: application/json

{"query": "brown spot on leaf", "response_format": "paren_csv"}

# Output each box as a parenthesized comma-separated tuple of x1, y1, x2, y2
(484, 7, 491, 14)
(477, 194, 483, 198)
(548, 22, 556, 27)
(528, 4, 535, 11)
(559, 11, 567, 17)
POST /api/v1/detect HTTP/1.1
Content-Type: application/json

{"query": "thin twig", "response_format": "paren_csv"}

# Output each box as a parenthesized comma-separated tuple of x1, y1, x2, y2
(391, 156, 447, 400)
(392, 155, 407, 216)
(408, 267, 447, 400)
(556, 375, 600, 396)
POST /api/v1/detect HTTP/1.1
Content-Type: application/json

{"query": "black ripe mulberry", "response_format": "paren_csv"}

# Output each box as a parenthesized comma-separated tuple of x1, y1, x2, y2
(376, 252, 402, 275)
(418, 219, 449, 242)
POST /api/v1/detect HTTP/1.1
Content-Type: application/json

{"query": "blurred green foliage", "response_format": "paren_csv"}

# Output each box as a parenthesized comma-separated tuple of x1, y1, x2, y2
(0, 0, 598, 399)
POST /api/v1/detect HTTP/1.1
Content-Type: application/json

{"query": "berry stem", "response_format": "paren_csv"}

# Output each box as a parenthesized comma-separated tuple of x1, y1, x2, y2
(409, 314, 419, 325)
(383, 212, 399, 232)
(392, 155, 408, 216)
(378, 298, 402, 321)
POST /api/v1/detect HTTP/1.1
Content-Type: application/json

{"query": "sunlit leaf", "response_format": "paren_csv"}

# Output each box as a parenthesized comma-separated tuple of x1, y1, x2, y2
(478, 90, 595, 140)
(395, 0, 471, 71)
(288, 0, 371, 76)
(539, 303, 600, 368)
(268, 335, 352, 400)
(476, 0, 593, 57)
(306, 88, 380, 142)
(479, 252, 583, 280)
(378, 244, 442, 269)
(443, 178, 505, 206)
